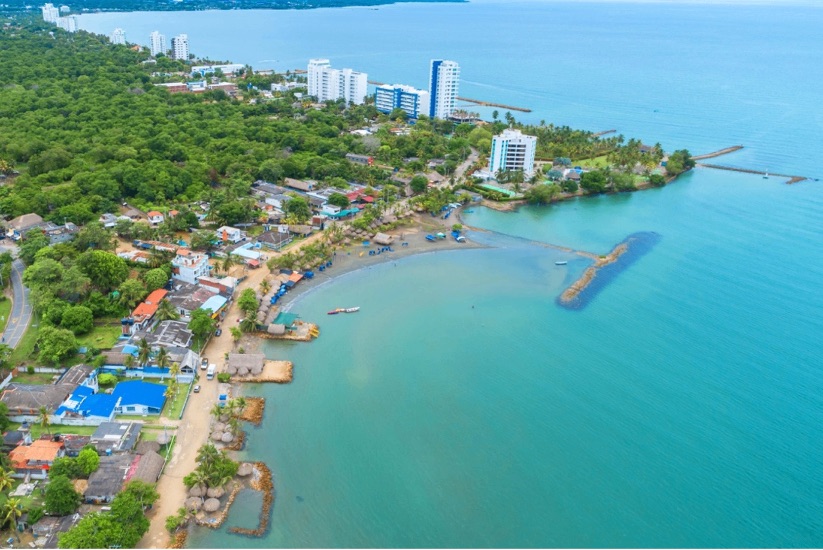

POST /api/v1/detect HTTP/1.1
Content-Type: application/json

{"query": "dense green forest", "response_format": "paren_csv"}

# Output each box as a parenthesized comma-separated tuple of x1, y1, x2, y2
(0, 22, 470, 224)
(1, 0, 462, 15)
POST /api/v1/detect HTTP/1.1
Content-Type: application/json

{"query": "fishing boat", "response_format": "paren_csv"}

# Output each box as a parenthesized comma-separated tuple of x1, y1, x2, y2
(344, 307, 360, 313)
(763, 172, 769, 179)
(327, 308, 344, 315)
(425, 234, 436, 242)
(555, 261, 568, 265)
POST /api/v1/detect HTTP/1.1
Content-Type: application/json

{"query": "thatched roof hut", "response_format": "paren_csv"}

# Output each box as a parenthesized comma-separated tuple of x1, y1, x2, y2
(213, 422, 226, 433)
(211, 431, 223, 441)
(185, 497, 203, 511)
(156, 431, 172, 445)
(373, 232, 394, 246)
(237, 463, 253, 477)
(227, 353, 265, 376)
(221, 432, 234, 443)
(203, 498, 221, 513)
(206, 486, 225, 498)
(189, 485, 205, 498)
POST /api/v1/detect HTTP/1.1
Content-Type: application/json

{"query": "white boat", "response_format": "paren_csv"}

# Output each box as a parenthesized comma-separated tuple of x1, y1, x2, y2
(555, 261, 568, 265)
(344, 307, 360, 313)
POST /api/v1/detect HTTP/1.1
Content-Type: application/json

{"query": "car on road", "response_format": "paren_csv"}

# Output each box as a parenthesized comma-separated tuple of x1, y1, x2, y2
(201, 357, 208, 370)
(215, 328, 222, 337)
(193, 385, 200, 393)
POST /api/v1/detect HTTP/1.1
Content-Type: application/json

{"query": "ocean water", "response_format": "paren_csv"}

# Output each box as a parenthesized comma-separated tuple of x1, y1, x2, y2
(76, 1, 823, 547)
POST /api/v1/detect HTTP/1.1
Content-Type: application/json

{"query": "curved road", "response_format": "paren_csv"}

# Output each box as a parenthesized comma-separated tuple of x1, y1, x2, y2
(2, 258, 32, 349)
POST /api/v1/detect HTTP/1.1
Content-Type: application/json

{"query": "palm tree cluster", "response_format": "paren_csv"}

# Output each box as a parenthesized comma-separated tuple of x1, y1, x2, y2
(0, 467, 23, 541)
(182, 444, 239, 491)
(209, 397, 247, 438)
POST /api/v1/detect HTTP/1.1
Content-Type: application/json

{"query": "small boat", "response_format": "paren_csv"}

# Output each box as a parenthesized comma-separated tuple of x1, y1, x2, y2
(344, 307, 360, 313)
(763, 173, 769, 179)
(426, 235, 436, 242)
(555, 261, 568, 265)
(327, 308, 344, 315)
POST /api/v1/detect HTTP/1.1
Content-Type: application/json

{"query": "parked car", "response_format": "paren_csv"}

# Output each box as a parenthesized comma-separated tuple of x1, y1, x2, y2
(215, 328, 222, 337)
(200, 358, 208, 370)
(193, 385, 200, 393)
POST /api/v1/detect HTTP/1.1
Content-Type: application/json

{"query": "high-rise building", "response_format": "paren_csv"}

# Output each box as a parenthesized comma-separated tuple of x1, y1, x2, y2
(306, 59, 367, 105)
(374, 84, 430, 120)
(428, 59, 460, 119)
(489, 129, 537, 177)
(110, 28, 126, 45)
(171, 34, 189, 60)
(41, 3, 59, 23)
(56, 15, 77, 32)
(150, 31, 166, 57)
(59, 4, 70, 13)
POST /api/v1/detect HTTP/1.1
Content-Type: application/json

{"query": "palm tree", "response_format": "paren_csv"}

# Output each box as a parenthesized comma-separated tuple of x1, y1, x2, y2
(230, 326, 242, 347)
(156, 347, 170, 370)
(164, 384, 176, 402)
(37, 406, 51, 436)
(184, 467, 210, 490)
(2, 497, 22, 542)
(0, 468, 14, 494)
(155, 299, 180, 322)
(137, 338, 151, 367)
(196, 444, 221, 471)
(239, 314, 257, 333)
(169, 362, 181, 381)
(210, 404, 224, 421)
(259, 279, 271, 295)
(124, 353, 135, 369)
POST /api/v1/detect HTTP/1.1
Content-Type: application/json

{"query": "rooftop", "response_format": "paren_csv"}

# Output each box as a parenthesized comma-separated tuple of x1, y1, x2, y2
(112, 381, 166, 410)
(90, 421, 142, 453)
(9, 439, 64, 468)
(59, 364, 95, 387)
(227, 353, 265, 370)
(85, 453, 134, 499)
(1, 383, 76, 414)
(126, 450, 165, 484)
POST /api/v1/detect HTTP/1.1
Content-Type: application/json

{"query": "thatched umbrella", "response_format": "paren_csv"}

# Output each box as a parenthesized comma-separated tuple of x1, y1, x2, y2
(211, 431, 223, 441)
(156, 431, 172, 445)
(203, 498, 221, 513)
(206, 486, 225, 499)
(219, 414, 229, 423)
(213, 422, 226, 433)
(237, 463, 253, 477)
(185, 497, 203, 511)
(221, 432, 234, 443)
(250, 364, 263, 376)
(227, 365, 238, 375)
(188, 485, 205, 498)
(238, 367, 250, 376)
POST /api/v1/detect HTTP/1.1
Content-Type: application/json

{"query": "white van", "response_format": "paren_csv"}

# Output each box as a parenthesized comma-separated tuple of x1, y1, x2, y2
(206, 364, 216, 380)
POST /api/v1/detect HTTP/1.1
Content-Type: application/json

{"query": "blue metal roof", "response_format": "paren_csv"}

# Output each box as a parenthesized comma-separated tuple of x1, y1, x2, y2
(111, 381, 167, 410)
(200, 295, 227, 313)
(122, 344, 139, 356)
(80, 394, 117, 419)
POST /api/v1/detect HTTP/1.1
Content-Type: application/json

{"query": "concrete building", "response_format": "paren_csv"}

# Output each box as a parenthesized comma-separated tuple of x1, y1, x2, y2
(191, 63, 245, 76)
(306, 59, 367, 105)
(56, 15, 77, 32)
(171, 248, 210, 284)
(110, 28, 126, 45)
(215, 226, 246, 244)
(149, 30, 166, 56)
(41, 3, 59, 23)
(171, 34, 189, 61)
(429, 59, 460, 119)
(374, 84, 430, 119)
(489, 128, 538, 177)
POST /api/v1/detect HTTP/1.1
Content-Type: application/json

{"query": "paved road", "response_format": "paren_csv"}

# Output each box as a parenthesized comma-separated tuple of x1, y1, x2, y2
(2, 258, 32, 349)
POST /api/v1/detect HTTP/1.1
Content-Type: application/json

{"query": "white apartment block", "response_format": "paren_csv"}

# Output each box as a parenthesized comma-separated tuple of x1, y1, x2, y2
(374, 84, 430, 119)
(306, 59, 367, 105)
(56, 15, 77, 32)
(41, 3, 59, 23)
(110, 28, 126, 45)
(59, 4, 70, 12)
(429, 59, 460, 119)
(171, 249, 210, 285)
(150, 31, 166, 57)
(489, 129, 538, 177)
(171, 34, 189, 61)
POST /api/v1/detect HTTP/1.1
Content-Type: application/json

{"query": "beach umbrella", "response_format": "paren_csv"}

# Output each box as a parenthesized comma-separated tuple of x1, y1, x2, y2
(207, 486, 225, 499)
(203, 498, 221, 513)
(237, 463, 253, 477)
(185, 497, 203, 511)
(238, 366, 250, 376)
(213, 422, 226, 433)
(251, 364, 263, 375)
(188, 485, 204, 498)
(156, 431, 172, 445)
(221, 432, 234, 443)
(211, 431, 223, 441)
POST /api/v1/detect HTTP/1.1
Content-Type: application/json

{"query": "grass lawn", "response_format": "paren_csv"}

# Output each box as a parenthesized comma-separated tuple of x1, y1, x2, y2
(7, 423, 99, 438)
(162, 382, 190, 419)
(573, 155, 611, 169)
(10, 317, 40, 366)
(0, 297, 11, 334)
(7, 371, 58, 385)
(76, 320, 124, 349)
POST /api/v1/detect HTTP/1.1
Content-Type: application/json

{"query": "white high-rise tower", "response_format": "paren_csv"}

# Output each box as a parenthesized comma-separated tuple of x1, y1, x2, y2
(150, 31, 166, 57)
(306, 59, 367, 105)
(41, 3, 59, 23)
(428, 59, 460, 119)
(110, 28, 126, 45)
(171, 34, 189, 60)
(489, 129, 537, 177)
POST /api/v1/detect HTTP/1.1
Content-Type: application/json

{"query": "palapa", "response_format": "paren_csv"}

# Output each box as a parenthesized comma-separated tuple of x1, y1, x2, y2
(206, 486, 225, 498)
(189, 485, 205, 498)
(221, 432, 234, 443)
(185, 497, 203, 511)
(237, 463, 253, 477)
(203, 498, 221, 513)
(213, 422, 226, 433)
(211, 431, 223, 441)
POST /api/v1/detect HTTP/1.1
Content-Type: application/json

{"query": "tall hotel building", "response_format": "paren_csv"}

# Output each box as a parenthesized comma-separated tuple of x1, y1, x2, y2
(150, 31, 166, 57)
(56, 15, 77, 32)
(41, 3, 59, 23)
(171, 34, 189, 60)
(428, 59, 460, 119)
(489, 129, 537, 177)
(374, 84, 430, 119)
(307, 59, 368, 105)
(110, 28, 126, 45)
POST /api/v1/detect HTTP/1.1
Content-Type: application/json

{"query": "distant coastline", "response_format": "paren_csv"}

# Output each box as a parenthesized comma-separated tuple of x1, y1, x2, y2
(1, 0, 464, 15)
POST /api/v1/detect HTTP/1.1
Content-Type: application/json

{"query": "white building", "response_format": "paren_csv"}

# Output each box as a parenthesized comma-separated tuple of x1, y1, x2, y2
(489, 129, 538, 177)
(429, 59, 460, 119)
(374, 84, 430, 119)
(191, 63, 245, 76)
(215, 226, 246, 244)
(171, 249, 210, 284)
(41, 3, 59, 23)
(171, 34, 189, 61)
(306, 59, 367, 105)
(56, 15, 77, 32)
(59, 4, 70, 12)
(110, 28, 126, 45)
(149, 31, 166, 57)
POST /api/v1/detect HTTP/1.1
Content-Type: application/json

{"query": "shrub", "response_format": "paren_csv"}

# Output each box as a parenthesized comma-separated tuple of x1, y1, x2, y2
(217, 373, 231, 383)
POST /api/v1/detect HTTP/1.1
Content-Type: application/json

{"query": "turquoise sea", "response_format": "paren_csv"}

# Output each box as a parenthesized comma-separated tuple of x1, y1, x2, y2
(79, 1, 823, 547)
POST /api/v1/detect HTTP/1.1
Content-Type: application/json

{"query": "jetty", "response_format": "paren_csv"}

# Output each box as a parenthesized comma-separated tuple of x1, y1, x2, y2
(592, 129, 617, 137)
(560, 244, 628, 305)
(691, 145, 744, 160)
(697, 163, 807, 184)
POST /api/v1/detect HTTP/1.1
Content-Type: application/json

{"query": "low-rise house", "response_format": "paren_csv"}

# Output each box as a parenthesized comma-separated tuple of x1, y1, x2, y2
(283, 177, 315, 192)
(200, 294, 229, 318)
(62, 435, 91, 457)
(264, 193, 293, 210)
(59, 364, 99, 391)
(0, 383, 76, 423)
(251, 181, 286, 197)
(321, 204, 341, 216)
(6, 213, 44, 240)
(171, 248, 210, 284)
(54, 386, 117, 426)
(345, 153, 373, 166)
(128, 288, 169, 334)
(257, 230, 293, 251)
(32, 514, 81, 548)
(166, 283, 215, 318)
(215, 225, 245, 244)
(90, 421, 142, 454)
(112, 381, 166, 415)
(197, 276, 238, 296)
(142, 320, 194, 349)
(8, 439, 65, 479)
(99, 213, 118, 228)
(147, 211, 165, 225)
(43, 221, 79, 244)
(127, 450, 165, 484)
(84, 453, 134, 503)
(1, 430, 26, 453)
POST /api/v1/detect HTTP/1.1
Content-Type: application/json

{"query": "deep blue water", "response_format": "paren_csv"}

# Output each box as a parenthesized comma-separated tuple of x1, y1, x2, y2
(76, 2, 823, 547)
